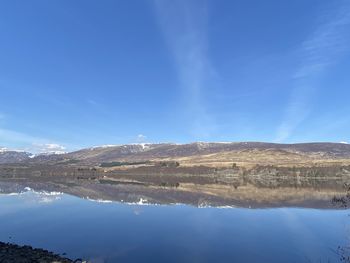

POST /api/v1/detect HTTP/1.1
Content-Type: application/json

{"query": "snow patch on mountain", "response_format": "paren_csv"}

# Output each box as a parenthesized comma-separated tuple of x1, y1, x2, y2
(90, 144, 119, 150)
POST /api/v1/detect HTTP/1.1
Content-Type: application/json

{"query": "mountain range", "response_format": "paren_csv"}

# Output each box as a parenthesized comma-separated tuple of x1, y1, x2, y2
(1, 142, 350, 208)
(1, 142, 350, 167)
(0, 148, 32, 164)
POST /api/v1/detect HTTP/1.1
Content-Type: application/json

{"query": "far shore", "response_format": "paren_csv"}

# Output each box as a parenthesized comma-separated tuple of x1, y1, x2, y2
(0, 163, 349, 209)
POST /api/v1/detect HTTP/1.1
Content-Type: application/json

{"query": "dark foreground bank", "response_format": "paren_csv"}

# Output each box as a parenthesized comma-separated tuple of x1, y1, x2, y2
(0, 242, 82, 263)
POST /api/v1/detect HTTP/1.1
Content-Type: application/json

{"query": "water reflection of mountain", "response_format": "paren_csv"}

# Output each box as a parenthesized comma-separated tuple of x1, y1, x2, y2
(0, 175, 348, 209)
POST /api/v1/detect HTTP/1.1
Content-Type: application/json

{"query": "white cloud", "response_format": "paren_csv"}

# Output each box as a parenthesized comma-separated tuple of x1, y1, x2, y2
(45, 143, 66, 150)
(276, 1, 350, 142)
(136, 134, 147, 143)
(0, 128, 68, 153)
(340, 141, 349, 144)
(32, 143, 66, 154)
(153, 0, 217, 138)
(0, 147, 8, 152)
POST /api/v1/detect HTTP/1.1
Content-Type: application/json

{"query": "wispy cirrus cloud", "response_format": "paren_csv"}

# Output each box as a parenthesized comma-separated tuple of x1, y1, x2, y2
(153, 0, 217, 138)
(0, 128, 43, 145)
(276, 1, 350, 142)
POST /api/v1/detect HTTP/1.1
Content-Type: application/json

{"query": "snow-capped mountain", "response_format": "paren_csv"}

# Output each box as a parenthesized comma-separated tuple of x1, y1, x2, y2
(0, 148, 32, 164)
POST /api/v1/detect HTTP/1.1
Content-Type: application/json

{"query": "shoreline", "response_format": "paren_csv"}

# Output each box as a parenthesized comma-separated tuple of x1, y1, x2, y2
(0, 241, 80, 263)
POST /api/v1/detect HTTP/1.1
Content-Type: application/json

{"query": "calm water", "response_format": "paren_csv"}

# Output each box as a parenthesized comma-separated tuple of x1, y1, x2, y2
(0, 189, 349, 263)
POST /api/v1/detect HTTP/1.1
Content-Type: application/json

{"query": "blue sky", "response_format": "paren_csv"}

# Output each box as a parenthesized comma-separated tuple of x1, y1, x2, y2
(1, 0, 350, 153)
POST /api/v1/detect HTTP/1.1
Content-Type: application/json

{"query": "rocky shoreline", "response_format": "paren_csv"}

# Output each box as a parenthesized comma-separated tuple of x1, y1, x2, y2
(0, 242, 82, 263)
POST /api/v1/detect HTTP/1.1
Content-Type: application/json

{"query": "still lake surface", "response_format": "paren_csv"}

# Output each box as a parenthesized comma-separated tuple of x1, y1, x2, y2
(0, 189, 349, 263)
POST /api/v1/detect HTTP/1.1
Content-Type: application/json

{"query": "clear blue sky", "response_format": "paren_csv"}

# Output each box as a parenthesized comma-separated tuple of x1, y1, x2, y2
(1, 0, 350, 153)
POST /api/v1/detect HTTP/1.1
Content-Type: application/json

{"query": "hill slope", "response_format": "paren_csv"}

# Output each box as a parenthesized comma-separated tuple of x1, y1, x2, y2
(18, 142, 350, 167)
(0, 150, 31, 164)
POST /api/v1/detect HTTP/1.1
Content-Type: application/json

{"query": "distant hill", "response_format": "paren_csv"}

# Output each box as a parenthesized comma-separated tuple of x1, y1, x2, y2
(3, 142, 348, 167)
(66, 142, 350, 161)
(0, 150, 31, 164)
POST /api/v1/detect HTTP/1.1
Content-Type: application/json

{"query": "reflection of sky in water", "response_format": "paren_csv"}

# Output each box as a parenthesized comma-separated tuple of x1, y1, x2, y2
(0, 188, 62, 216)
(0, 192, 348, 263)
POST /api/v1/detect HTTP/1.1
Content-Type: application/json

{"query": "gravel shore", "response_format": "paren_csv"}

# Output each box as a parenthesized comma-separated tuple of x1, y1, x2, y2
(0, 242, 81, 263)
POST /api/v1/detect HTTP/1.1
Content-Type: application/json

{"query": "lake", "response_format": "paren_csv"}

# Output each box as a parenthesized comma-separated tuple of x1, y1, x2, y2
(0, 187, 349, 263)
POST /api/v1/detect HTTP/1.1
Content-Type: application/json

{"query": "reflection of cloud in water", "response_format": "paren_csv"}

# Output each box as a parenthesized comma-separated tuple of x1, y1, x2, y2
(3, 187, 63, 204)
(85, 197, 154, 206)
(85, 197, 148, 215)
(133, 208, 143, 216)
(85, 197, 113, 203)
(85, 197, 238, 209)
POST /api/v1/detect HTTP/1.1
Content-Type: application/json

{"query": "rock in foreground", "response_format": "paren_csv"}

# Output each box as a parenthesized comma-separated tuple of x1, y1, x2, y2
(0, 242, 76, 263)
